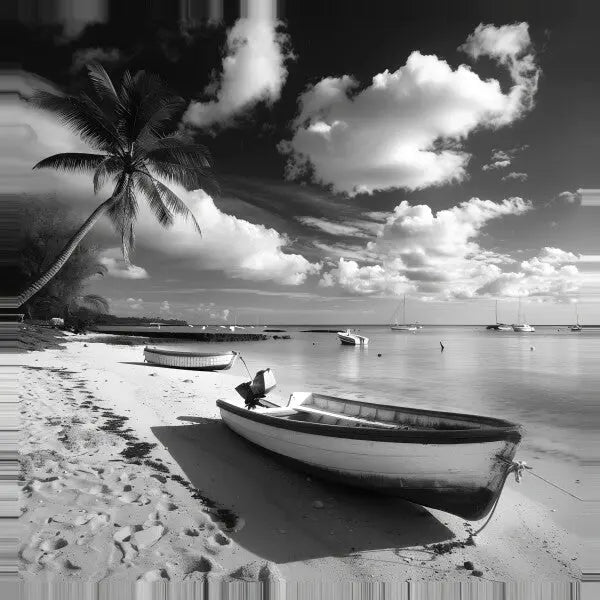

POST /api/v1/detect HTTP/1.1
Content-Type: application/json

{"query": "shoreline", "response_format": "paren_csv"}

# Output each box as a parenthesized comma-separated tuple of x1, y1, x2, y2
(20, 334, 582, 583)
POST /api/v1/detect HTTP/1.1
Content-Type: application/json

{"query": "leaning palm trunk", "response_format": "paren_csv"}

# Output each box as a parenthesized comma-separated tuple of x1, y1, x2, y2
(20, 64, 215, 307)
(18, 197, 115, 307)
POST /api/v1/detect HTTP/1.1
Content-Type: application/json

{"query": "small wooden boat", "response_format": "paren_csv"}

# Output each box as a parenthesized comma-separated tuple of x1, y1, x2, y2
(217, 393, 522, 520)
(337, 330, 369, 345)
(144, 346, 238, 370)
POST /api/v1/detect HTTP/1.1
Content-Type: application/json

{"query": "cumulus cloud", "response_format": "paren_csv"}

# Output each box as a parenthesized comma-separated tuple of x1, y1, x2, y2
(502, 171, 528, 182)
(280, 23, 539, 196)
(183, 0, 292, 129)
(320, 197, 531, 296)
(160, 300, 171, 313)
(130, 187, 321, 285)
(99, 248, 150, 279)
(314, 196, 583, 302)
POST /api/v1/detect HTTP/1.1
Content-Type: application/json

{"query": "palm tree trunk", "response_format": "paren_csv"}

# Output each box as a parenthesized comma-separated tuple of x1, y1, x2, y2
(18, 197, 116, 307)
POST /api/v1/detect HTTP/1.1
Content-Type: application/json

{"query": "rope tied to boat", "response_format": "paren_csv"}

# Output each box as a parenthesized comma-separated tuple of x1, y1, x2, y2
(509, 459, 531, 483)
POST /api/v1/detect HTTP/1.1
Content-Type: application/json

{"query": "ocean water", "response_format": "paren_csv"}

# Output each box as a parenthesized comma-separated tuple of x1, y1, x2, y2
(164, 325, 598, 475)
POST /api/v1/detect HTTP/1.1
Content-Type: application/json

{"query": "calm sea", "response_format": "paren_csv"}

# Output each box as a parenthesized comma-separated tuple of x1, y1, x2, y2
(157, 325, 599, 470)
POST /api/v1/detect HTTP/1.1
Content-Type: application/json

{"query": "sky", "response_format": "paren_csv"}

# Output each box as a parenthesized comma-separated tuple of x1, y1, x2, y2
(10, 0, 600, 324)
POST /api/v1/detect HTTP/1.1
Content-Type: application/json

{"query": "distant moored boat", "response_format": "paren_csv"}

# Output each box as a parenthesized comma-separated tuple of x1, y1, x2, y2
(390, 295, 418, 331)
(337, 330, 369, 345)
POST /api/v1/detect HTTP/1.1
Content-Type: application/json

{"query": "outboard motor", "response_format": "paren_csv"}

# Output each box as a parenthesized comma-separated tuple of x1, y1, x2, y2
(236, 368, 277, 409)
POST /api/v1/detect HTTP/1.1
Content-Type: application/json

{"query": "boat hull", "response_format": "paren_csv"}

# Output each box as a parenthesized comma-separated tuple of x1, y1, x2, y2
(512, 325, 535, 332)
(217, 399, 521, 520)
(337, 332, 369, 345)
(144, 347, 238, 370)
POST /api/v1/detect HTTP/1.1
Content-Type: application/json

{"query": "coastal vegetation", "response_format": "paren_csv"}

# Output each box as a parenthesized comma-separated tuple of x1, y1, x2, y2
(19, 202, 108, 325)
(19, 63, 216, 306)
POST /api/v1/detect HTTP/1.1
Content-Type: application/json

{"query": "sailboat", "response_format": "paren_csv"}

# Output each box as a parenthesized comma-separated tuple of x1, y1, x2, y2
(571, 305, 582, 331)
(512, 298, 535, 332)
(390, 295, 418, 331)
(487, 300, 512, 331)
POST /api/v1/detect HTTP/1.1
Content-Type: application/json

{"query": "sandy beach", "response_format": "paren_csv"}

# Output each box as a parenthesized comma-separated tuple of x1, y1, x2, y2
(20, 333, 583, 586)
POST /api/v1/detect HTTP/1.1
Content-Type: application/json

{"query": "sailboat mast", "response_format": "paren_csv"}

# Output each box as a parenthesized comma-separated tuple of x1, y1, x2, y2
(403, 294, 406, 324)
(495, 300, 498, 324)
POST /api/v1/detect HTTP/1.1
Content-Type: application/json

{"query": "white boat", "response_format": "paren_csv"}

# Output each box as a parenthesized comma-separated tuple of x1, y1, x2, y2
(512, 298, 535, 332)
(337, 330, 369, 345)
(143, 346, 238, 370)
(571, 305, 582, 331)
(486, 301, 512, 331)
(217, 392, 522, 521)
(391, 295, 418, 331)
(512, 324, 535, 332)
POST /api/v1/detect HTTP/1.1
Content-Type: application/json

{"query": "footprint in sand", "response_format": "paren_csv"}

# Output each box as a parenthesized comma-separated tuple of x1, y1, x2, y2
(39, 537, 68, 552)
(137, 569, 170, 582)
(204, 532, 230, 554)
(182, 554, 222, 579)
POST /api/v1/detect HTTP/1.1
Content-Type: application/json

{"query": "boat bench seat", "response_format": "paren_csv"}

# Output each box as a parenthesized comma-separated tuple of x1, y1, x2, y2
(293, 405, 402, 429)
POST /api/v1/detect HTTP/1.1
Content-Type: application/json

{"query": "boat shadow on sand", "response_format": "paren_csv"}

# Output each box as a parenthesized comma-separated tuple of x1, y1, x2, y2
(151, 418, 455, 563)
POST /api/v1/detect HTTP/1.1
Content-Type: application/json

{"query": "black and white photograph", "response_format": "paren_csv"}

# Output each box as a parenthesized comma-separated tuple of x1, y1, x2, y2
(6, 0, 599, 598)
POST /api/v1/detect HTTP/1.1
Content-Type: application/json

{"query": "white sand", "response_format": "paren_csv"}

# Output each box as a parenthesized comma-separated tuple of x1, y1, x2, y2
(20, 336, 582, 584)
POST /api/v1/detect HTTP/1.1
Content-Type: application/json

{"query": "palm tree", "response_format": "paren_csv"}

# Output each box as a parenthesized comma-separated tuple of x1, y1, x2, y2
(19, 63, 216, 306)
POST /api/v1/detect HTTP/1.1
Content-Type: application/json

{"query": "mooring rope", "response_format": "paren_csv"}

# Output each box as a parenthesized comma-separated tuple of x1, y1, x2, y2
(473, 456, 582, 536)
(237, 354, 253, 379)
(497, 456, 582, 500)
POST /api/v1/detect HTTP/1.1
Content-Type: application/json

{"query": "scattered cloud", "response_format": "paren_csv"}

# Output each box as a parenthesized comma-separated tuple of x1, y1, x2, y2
(297, 216, 382, 238)
(280, 23, 539, 196)
(125, 298, 144, 310)
(130, 187, 322, 286)
(502, 171, 528, 182)
(482, 145, 528, 171)
(183, 3, 292, 129)
(99, 248, 150, 279)
(546, 190, 580, 206)
(159, 300, 171, 313)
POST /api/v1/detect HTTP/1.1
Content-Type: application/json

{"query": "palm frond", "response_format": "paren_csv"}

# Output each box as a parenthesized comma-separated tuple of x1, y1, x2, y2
(134, 99, 187, 148)
(117, 71, 183, 146)
(133, 170, 174, 229)
(33, 152, 107, 173)
(87, 63, 120, 105)
(147, 159, 219, 196)
(79, 294, 110, 313)
(93, 156, 123, 194)
(141, 171, 202, 235)
(31, 90, 123, 153)
(144, 136, 213, 168)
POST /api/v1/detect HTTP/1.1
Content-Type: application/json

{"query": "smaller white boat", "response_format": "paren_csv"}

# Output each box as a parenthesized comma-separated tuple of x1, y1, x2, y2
(390, 295, 418, 331)
(512, 324, 535, 332)
(512, 298, 535, 332)
(144, 347, 238, 370)
(337, 330, 369, 345)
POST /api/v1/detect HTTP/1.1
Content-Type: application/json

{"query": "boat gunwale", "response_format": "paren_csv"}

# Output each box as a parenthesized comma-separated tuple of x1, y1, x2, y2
(144, 347, 237, 359)
(216, 397, 523, 444)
